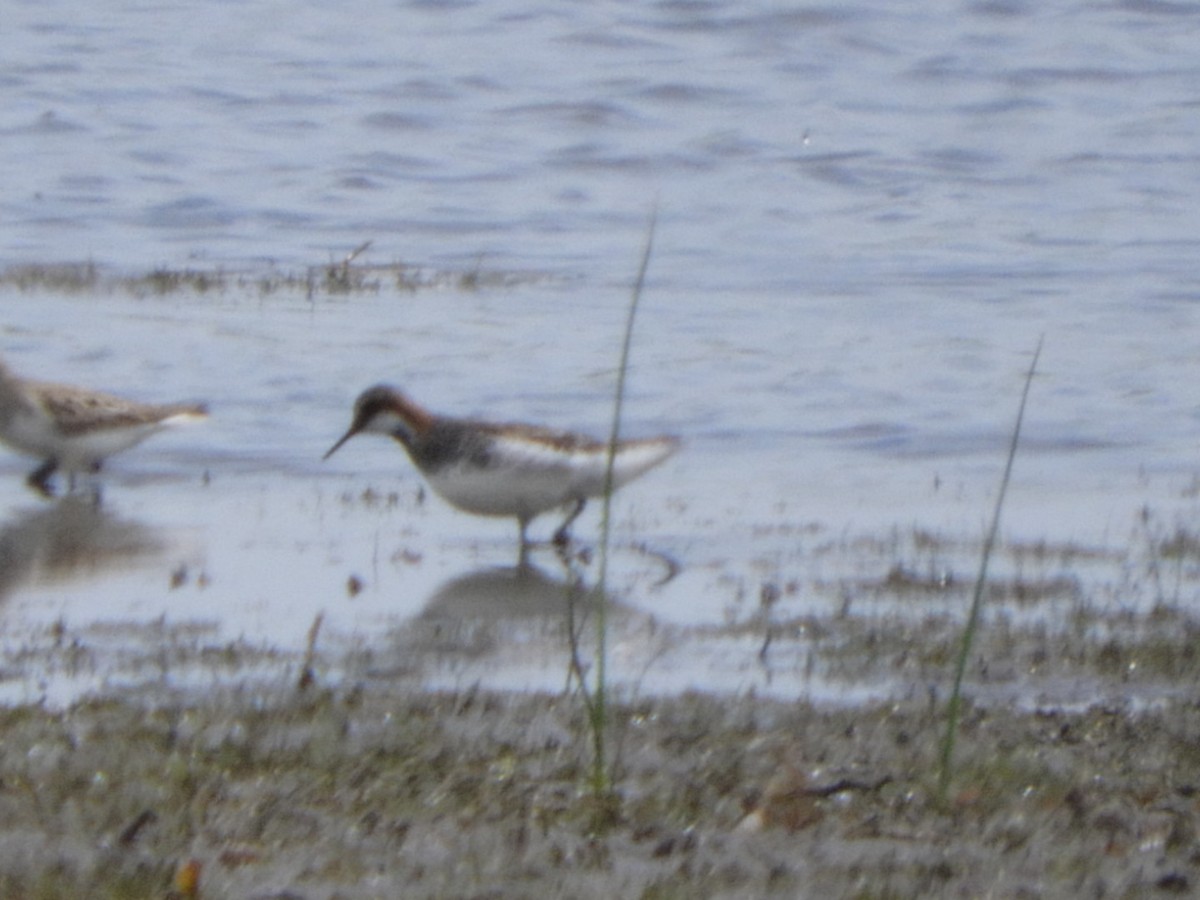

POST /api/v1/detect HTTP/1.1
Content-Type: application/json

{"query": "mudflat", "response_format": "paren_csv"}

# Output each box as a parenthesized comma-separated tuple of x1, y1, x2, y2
(0, 680, 1195, 899)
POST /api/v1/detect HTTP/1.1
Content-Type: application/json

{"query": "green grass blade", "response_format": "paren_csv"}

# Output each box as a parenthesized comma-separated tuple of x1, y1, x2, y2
(589, 209, 658, 797)
(938, 336, 1043, 801)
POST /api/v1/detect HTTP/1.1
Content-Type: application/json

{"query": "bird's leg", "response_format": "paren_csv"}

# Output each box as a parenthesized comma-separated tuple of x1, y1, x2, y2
(27, 459, 58, 499)
(86, 462, 105, 506)
(553, 498, 587, 547)
(81, 460, 105, 497)
(517, 514, 532, 567)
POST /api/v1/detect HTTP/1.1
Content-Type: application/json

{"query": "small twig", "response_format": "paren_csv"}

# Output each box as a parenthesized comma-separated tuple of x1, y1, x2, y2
(344, 240, 373, 266)
(564, 582, 598, 718)
(757, 582, 781, 666)
(806, 775, 893, 798)
(758, 628, 774, 666)
(117, 809, 158, 846)
(298, 611, 324, 691)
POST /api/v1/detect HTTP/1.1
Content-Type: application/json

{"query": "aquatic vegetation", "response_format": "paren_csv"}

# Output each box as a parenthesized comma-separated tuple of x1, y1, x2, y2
(0, 254, 559, 300)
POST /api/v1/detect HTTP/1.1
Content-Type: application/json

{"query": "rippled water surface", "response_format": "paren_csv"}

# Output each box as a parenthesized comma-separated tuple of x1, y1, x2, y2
(1, 0, 1200, 704)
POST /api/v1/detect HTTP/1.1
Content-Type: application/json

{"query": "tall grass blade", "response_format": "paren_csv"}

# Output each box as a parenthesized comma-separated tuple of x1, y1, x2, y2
(582, 209, 658, 799)
(937, 336, 1043, 801)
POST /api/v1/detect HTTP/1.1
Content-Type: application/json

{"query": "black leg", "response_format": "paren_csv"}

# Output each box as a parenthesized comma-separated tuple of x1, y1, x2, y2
(517, 515, 531, 565)
(82, 461, 104, 505)
(26, 459, 57, 499)
(553, 498, 586, 547)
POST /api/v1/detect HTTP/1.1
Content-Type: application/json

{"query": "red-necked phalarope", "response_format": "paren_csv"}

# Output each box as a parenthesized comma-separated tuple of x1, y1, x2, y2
(0, 359, 208, 497)
(324, 385, 679, 551)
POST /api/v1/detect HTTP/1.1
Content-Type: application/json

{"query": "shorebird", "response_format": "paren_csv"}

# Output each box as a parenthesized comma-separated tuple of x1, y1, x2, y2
(324, 385, 679, 553)
(0, 359, 208, 498)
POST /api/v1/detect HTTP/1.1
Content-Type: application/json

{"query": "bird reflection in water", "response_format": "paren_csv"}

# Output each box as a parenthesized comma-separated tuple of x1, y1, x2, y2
(421, 562, 596, 622)
(371, 557, 633, 687)
(0, 496, 165, 601)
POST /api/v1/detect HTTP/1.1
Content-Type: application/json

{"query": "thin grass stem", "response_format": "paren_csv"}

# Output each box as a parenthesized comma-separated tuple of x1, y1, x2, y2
(937, 335, 1043, 801)
(588, 209, 657, 797)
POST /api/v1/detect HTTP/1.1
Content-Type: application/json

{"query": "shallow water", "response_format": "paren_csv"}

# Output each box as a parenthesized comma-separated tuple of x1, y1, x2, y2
(1, 1, 1199, 705)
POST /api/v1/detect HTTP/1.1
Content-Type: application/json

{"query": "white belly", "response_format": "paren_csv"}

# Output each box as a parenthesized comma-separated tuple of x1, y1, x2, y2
(0, 409, 177, 469)
(426, 463, 575, 519)
(421, 434, 678, 520)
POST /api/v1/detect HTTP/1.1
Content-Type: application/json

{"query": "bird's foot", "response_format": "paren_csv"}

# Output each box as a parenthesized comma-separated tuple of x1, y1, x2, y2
(26, 460, 58, 499)
(553, 498, 587, 548)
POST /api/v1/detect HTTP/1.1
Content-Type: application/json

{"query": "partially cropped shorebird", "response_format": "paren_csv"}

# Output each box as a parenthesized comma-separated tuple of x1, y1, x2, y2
(324, 385, 679, 554)
(0, 359, 208, 498)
